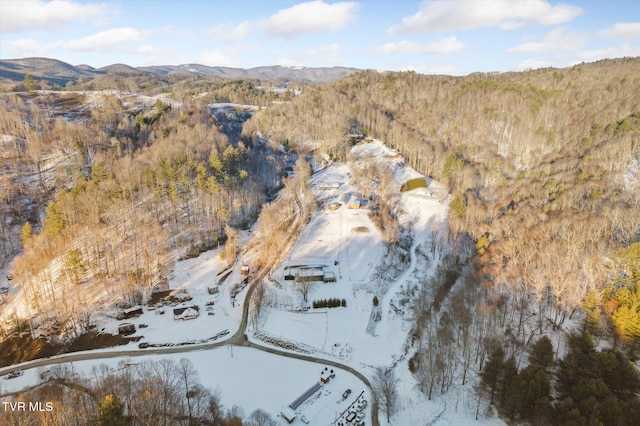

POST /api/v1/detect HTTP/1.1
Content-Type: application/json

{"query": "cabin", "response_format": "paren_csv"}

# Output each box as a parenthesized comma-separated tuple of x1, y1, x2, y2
(123, 306, 143, 319)
(173, 305, 200, 320)
(118, 323, 136, 335)
(207, 286, 219, 295)
(240, 265, 250, 275)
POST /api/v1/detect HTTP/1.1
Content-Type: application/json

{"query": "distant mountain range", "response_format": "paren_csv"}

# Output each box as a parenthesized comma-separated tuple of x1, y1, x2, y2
(0, 57, 361, 86)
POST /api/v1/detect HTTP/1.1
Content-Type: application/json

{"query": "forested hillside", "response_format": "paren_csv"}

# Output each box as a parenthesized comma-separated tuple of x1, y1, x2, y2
(241, 58, 640, 423)
(244, 57, 640, 347)
(1, 58, 639, 423)
(0, 86, 289, 341)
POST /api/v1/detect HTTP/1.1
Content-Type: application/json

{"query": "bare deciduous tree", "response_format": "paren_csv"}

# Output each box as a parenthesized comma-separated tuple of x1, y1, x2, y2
(373, 366, 399, 423)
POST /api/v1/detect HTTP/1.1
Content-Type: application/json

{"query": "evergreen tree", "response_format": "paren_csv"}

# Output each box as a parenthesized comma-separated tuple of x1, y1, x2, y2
(98, 394, 125, 426)
(516, 365, 551, 423)
(24, 74, 37, 91)
(530, 335, 555, 369)
(480, 344, 505, 405)
(20, 222, 34, 247)
(43, 202, 66, 237)
(499, 356, 518, 411)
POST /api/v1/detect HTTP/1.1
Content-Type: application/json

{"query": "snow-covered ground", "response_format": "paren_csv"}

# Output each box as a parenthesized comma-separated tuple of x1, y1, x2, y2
(96, 249, 245, 347)
(251, 140, 447, 366)
(1, 137, 507, 425)
(1, 347, 372, 426)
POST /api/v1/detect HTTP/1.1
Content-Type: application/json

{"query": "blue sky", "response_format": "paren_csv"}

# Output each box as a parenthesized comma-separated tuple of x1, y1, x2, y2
(1, 0, 639, 75)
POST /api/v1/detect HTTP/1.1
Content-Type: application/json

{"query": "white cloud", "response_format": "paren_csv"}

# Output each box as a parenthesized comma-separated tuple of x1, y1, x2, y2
(207, 22, 251, 43)
(424, 36, 465, 53)
(387, 0, 582, 35)
(159, 25, 197, 38)
(2, 38, 62, 57)
(301, 42, 341, 57)
(574, 43, 640, 62)
(508, 27, 586, 52)
(598, 22, 640, 40)
(261, 1, 359, 38)
(372, 37, 464, 54)
(1, 0, 111, 33)
(66, 27, 148, 52)
(514, 57, 553, 70)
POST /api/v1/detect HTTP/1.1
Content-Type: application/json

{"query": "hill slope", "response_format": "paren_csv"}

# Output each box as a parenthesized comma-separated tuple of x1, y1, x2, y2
(0, 57, 360, 86)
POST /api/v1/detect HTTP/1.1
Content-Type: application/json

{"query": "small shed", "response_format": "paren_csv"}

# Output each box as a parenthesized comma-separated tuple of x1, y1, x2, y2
(280, 407, 296, 424)
(207, 286, 219, 295)
(328, 202, 341, 211)
(240, 265, 250, 275)
(347, 196, 361, 209)
(118, 323, 136, 335)
(123, 306, 143, 319)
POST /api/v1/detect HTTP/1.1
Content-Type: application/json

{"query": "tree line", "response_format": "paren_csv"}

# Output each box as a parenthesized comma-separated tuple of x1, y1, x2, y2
(0, 357, 279, 426)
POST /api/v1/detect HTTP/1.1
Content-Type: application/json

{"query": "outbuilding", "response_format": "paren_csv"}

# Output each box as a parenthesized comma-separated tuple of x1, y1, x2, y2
(118, 323, 136, 335)
(123, 306, 143, 319)
(280, 407, 296, 424)
(173, 305, 200, 320)
(297, 267, 324, 282)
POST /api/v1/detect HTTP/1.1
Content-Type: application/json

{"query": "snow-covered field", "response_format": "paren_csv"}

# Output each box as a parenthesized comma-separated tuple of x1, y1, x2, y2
(252, 140, 448, 367)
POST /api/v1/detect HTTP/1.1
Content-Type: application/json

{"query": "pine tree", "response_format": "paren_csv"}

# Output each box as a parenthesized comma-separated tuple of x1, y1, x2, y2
(480, 344, 505, 405)
(516, 365, 551, 423)
(24, 74, 37, 91)
(98, 394, 125, 426)
(20, 222, 34, 247)
(530, 335, 555, 369)
(43, 202, 66, 237)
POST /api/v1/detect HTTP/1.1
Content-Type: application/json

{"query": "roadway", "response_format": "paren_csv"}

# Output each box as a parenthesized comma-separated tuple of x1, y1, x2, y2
(1, 238, 380, 426)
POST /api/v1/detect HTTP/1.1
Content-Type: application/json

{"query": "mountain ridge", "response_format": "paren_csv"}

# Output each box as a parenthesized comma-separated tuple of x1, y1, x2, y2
(0, 57, 361, 85)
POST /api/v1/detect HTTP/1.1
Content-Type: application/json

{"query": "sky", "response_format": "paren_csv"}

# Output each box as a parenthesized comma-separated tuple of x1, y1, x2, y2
(1, 0, 639, 75)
